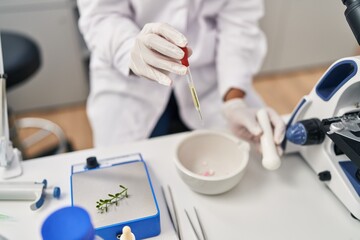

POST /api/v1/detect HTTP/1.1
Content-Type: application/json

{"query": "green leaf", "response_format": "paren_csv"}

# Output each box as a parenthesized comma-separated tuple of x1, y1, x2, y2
(96, 184, 128, 213)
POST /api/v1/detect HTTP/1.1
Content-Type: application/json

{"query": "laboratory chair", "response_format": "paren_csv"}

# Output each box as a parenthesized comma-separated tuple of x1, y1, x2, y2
(2, 31, 72, 159)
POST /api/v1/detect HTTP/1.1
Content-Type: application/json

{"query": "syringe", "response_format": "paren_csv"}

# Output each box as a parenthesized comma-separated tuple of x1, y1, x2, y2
(181, 47, 203, 120)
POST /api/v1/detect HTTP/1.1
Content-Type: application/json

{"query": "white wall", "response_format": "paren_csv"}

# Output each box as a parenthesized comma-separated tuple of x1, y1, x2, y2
(0, 0, 88, 111)
(260, 0, 358, 73)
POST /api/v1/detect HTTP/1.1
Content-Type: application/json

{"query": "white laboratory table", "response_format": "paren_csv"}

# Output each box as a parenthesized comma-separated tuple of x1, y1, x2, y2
(0, 132, 360, 240)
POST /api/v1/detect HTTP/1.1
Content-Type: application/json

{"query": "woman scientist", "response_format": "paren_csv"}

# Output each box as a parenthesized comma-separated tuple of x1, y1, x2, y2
(77, 0, 285, 151)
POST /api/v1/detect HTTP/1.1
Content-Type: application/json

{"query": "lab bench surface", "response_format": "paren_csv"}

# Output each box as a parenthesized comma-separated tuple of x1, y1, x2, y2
(0, 132, 360, 240)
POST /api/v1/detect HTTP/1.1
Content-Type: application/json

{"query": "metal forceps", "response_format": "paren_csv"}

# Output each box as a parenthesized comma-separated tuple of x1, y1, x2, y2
(161, 185, 182, 239)
(184, 207, 207, 240)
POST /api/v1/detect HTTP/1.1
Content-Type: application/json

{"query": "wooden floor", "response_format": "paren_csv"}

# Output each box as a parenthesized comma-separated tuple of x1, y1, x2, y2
(254, 67, 327, 114)
(14, 66, 328, 154)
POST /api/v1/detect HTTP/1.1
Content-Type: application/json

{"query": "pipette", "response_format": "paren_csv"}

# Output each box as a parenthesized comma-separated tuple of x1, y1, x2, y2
(0, 179, 61, 210)
(181, 47, 203, 121)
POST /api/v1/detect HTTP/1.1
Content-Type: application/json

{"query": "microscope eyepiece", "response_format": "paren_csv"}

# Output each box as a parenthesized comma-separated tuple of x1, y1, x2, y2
(342, 0, 360, 45)
(343, 0, 359, 6)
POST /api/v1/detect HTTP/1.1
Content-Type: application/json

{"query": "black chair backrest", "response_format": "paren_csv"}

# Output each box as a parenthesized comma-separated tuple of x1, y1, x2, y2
(2, 32, 41, 90)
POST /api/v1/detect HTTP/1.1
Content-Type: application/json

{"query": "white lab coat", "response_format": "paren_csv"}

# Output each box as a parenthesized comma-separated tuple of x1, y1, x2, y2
(77, 0, 267, 147)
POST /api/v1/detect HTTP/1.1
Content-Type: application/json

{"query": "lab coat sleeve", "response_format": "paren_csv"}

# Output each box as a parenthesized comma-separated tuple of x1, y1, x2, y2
(216, 0, 267, 99)
(77, 0, 139, 75)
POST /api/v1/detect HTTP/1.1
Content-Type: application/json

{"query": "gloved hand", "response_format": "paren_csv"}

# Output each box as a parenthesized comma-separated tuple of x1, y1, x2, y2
(222, 98, 285, 154)
(129, 23, 189, 86)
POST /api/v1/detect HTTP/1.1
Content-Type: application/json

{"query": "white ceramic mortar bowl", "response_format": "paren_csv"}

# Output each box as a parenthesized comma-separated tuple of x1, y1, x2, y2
(175, 130, 250, 195)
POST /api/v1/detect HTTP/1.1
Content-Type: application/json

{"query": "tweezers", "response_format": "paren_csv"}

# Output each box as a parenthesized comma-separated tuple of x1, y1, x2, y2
(161, 186, 182, 240)
(184, 207, 207, 240)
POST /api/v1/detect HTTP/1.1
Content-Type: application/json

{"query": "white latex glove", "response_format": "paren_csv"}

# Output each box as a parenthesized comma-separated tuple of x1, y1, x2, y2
(129, 23, 188, 86)
(222, 98, 286, 154)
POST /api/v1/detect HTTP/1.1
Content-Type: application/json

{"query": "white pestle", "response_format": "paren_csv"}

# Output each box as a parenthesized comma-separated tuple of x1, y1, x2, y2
(257, 108, 281, 170)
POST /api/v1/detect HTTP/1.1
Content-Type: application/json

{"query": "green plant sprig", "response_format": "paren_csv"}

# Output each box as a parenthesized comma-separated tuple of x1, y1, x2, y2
(96, 185, 128, 213)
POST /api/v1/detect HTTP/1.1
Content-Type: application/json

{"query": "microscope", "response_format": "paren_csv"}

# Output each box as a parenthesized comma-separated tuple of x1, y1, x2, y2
(285, 0, 360, 220)
(0, 33, 22, 179)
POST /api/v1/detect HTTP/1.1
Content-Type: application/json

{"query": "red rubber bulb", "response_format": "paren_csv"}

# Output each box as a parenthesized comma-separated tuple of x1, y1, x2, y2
(181, 47, 189, 67)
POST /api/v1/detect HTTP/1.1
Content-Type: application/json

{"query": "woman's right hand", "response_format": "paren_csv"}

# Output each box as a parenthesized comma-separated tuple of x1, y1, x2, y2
(129, 23, 189, 86)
